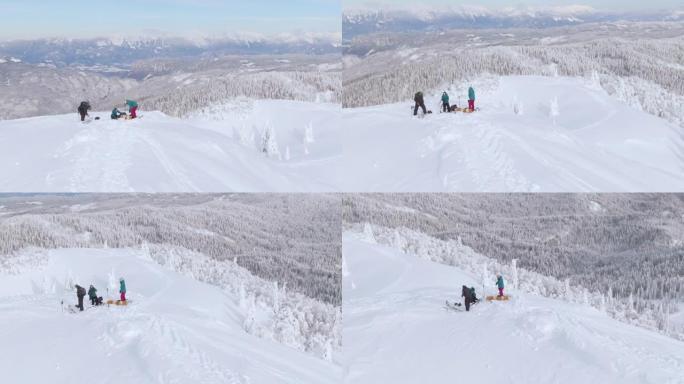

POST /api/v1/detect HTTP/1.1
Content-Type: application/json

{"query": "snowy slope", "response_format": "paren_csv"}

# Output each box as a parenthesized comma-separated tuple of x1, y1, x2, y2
(0, 100, 341, 192)
(342, 234, 684, 384)
(0, 248, 340, 384)
(342, 76, 684, 192)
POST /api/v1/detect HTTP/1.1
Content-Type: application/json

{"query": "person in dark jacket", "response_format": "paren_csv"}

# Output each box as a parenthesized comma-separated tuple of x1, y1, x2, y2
(77, 102, 91, 122)
(441, 91, 451, 112)
(461, 285, 478, 311)
(75, 284, 86, 311)
(88, 285, 103, 306)
(414, 92, 427, 116)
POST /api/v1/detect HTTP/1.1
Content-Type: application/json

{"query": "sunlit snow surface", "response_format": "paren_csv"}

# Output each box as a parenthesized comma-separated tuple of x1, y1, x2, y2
(342, 233, 684, 384)
(0, 100, 341, 192)
(342, 76, 684, 192)
(0, 248, 340, 384)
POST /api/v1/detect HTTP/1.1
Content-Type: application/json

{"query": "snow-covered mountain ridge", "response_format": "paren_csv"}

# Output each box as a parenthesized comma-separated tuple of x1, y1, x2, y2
(0, 247, 341, 383)
(343, 5, 684, 37)
(0, 100, 342, 192)
(342, 233, 684, 384)
(341, 75, 684, 192)
(349, 224, 684, 341)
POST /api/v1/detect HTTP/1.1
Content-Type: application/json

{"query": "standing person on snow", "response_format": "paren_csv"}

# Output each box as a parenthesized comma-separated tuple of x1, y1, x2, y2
(119, 277, 127, 302)
(75, 284, 86, 311)
(441, 91, 451, 112)
(125, 99, 138, 119)
(495, 274, 505, 297)
(467, 86, 476, 111)
(413, 92, 427, 116)
(461, 285, 478, 311)
(77, 101, 91, 122)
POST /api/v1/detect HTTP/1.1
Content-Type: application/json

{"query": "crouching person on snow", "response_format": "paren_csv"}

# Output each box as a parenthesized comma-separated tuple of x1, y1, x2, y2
(88, 284, 103, 306)
(119, 277, 127, 301)
(111, 107, 126, 120)
(441, 91, 451, 112)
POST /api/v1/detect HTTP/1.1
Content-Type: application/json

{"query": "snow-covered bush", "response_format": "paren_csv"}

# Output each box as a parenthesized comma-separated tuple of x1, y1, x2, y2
(260, 122, 281, 159)
(344, 33, 684, 128)
(148, 244, 341, 359)
(352, 223, 684, 341)
(0, 194, 341, 306)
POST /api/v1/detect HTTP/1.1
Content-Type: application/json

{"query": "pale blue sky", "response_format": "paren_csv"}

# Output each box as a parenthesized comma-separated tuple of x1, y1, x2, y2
(344, 0, 683, 11)
(0, 0, 341, 40)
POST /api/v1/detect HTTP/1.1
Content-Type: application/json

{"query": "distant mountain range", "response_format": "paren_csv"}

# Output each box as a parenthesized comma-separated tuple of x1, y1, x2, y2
(343, 5, 684, 39)
(0, 33, 341, 68)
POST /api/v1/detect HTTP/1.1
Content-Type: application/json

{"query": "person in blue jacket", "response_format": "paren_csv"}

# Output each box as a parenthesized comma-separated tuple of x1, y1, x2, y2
(496, 274, 505, 297)
(468, 86, 476, 111)
(119, 277, 127, 301)
(125, 99, 138, 119)
(441, 91, 451, 112)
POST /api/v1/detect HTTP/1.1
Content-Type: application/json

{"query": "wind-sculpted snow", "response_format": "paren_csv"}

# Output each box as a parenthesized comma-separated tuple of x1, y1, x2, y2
(0, 100, 342, 192)
(350, 224, 684, 341)
(0, 193, 341, 306)
(343, 23, 684, 129)
(343, 194, 684, 339)
(0, 247, 341, 383)
(342, 233, 684, 384)
(341, 76, 684, 192)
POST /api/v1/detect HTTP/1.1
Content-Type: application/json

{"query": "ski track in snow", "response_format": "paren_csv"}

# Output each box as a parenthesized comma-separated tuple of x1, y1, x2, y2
(0, 100, 341, 192)
(54, 124, 136, 192)
(0, 248, 340, 384)
(342, 76, 684, 192)
(342, 234, 684, 384)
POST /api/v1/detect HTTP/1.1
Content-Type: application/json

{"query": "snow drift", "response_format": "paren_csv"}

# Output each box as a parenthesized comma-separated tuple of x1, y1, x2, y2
(342, 76, 684, 192)
(0, 247, 341, 383)
(342, 232, 684, 384)
(0, 99, 341, 192)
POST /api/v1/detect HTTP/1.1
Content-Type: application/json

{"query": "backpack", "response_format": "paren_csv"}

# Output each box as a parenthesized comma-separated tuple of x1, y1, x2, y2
(414, 92, 423, 102)
(77, 286, 86, 296)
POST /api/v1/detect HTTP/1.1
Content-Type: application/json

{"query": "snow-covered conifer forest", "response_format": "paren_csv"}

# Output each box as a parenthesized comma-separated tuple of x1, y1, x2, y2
(0, 46, 341, 119)
(343, 193, 684, 340)
(343, 21, 684, 128)
(0, 193, 342, 359)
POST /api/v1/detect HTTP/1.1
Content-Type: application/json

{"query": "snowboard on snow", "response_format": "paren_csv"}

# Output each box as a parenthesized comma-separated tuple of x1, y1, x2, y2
(106, 299, 130, 306)
(486, 295, 511, 301)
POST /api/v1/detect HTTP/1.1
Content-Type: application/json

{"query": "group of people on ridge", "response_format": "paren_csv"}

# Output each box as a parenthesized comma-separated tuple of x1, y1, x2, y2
(77, 100, 139, 121)
(73, 277, 127, 311)
(460, 273, 505, 312)
(414, 86, 476, 116)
